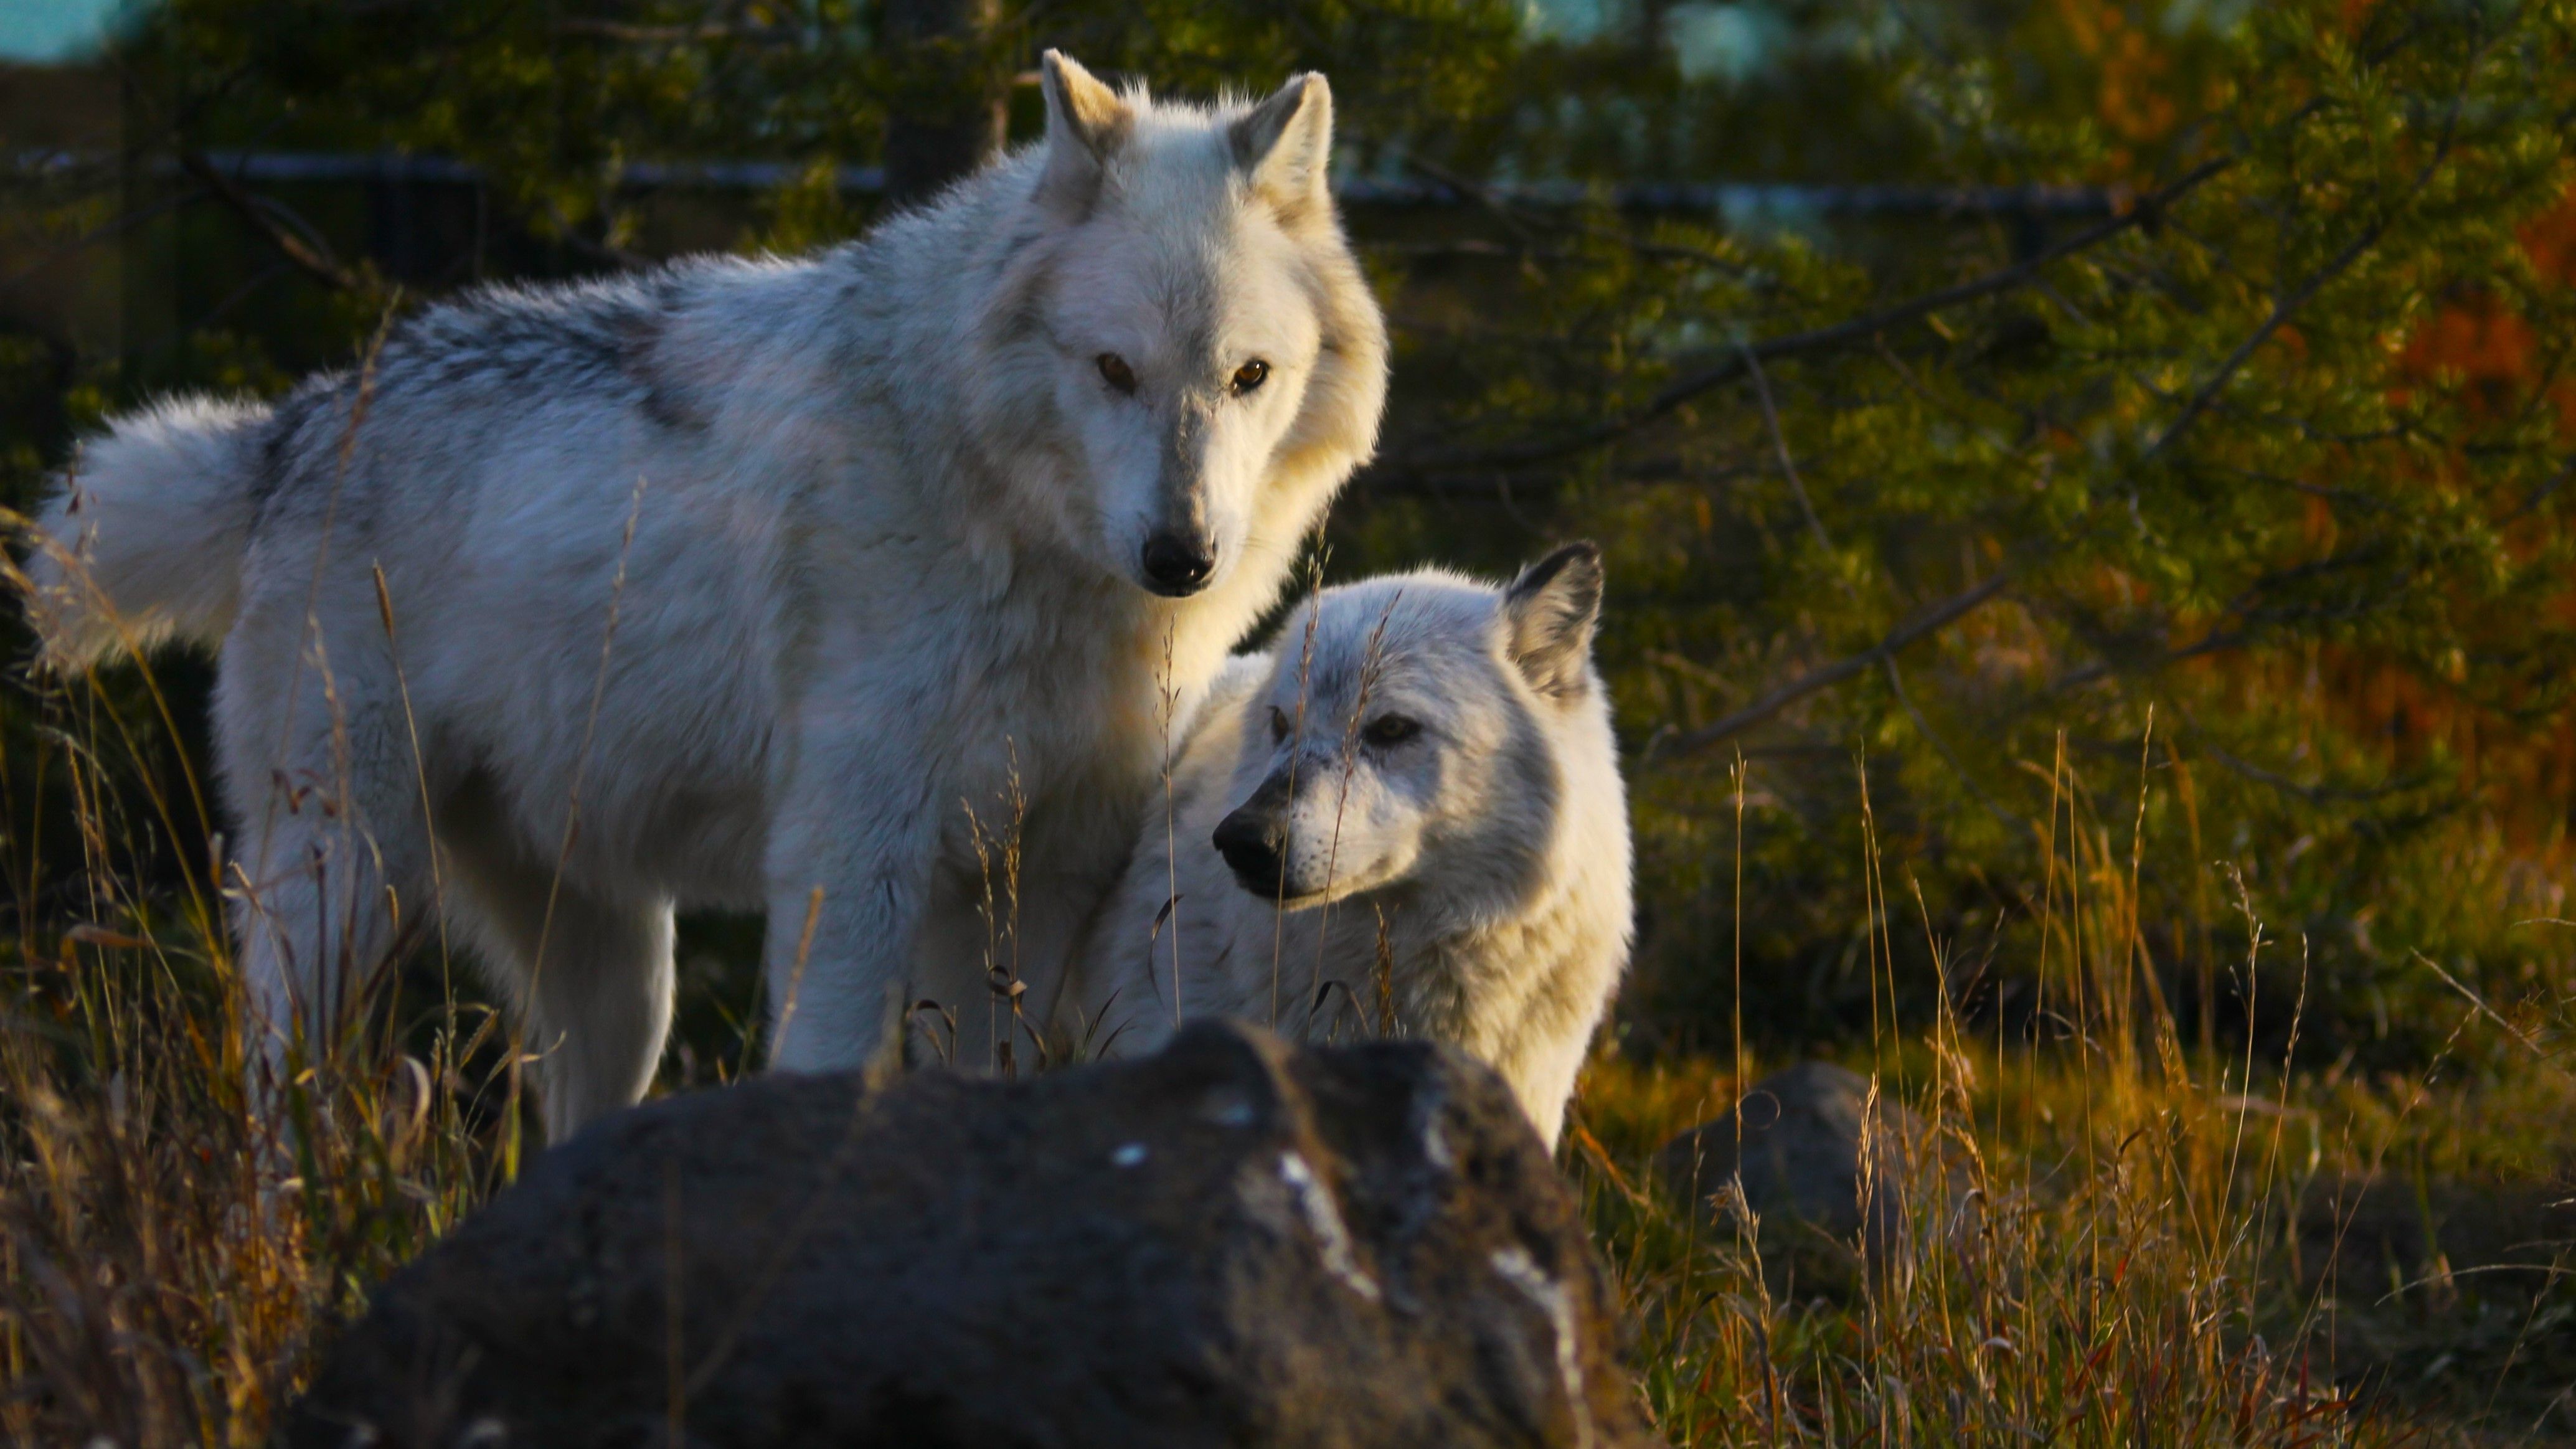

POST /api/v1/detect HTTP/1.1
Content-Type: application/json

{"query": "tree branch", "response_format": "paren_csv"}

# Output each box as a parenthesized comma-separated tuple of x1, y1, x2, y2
(1365, 156, 2237, 483)
(556, 19, 804, 44)
(2145, 75, 2467, 459)
(180, 150, 365, 293)
(1653, 573, 2013, 760)
(2142, 218, 2395, 460)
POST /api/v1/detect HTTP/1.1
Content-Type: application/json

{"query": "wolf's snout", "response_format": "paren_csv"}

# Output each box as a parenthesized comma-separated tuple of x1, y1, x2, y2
(1214, 793, 1290, 896)
(1140, 534, 1216, 596)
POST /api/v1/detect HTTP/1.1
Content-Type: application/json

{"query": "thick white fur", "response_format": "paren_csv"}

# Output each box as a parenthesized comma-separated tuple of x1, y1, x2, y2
(1066, 549, 1634, 1146)
(16, 54, 1387, 1140)
(21, 395, 269, 663)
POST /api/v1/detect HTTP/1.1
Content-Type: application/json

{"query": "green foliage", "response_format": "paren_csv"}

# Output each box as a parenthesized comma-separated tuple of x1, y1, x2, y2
(9, 0, 2576, 1159)
(1344, 0, 2576, 1065)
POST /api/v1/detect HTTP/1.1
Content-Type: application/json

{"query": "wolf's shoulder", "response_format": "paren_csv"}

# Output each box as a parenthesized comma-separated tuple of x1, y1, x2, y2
(367, 254, 813, 393)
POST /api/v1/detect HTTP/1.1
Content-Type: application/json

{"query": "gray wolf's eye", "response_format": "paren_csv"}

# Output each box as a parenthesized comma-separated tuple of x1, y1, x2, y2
(1097, 354, 1138, 394)
(1269, 706, 1291, 743)
(1230, 359, 1270, 394)
(1361, 714, 1420, 747)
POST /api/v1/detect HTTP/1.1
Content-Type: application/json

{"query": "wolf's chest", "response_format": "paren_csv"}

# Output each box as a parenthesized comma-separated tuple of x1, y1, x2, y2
(945, 663, 1180, 820)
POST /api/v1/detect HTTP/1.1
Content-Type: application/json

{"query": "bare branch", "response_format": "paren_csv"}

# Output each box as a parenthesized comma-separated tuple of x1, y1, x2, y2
(2146, 73, 2468, 458)
(1365, 156, 2237, 483)
(2189, 733, 2431, 807)
(1653, 573, 2013, 760)
(180, 151, 365, 293)
(556, 19, 803, 44)
(2143, 218, 2395, 460)
(2048, 628, 2252, 694)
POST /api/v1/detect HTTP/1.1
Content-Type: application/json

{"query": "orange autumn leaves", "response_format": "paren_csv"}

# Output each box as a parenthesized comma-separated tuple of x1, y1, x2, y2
(2037, 6, 2576, 842)
(2054, 0, 2185, 153)
(2216, 182, 2576, 846)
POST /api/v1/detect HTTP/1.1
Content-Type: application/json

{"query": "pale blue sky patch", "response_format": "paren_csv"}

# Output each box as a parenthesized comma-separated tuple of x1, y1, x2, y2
(1522, 0, 1614, 44)
(0, 0, 143, 62)
(1668, 2, 1790, 85)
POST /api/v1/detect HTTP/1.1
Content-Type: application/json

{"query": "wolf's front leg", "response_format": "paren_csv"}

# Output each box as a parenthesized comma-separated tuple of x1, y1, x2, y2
(760, 734, 945, 1073)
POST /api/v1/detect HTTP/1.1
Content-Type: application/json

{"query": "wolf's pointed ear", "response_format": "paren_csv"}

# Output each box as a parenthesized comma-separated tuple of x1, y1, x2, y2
(1501, 541, 1605, 699)
(1229, 72, 1333, 224)
(1038, 50, 1131, 216)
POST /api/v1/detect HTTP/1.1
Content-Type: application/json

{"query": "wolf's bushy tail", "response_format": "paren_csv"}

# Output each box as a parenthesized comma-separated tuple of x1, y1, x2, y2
(15, 395, 272, 669)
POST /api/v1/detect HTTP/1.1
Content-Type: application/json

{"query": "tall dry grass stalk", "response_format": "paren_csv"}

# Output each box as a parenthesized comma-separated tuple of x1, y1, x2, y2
(0, 356, 531, 1442)
(1570, 735, 2560, 1448)
(0, 665, 499, 1447)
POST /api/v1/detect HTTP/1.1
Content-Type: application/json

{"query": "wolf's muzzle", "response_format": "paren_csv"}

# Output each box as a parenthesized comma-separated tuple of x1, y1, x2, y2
(1213, 776, 1293, 897)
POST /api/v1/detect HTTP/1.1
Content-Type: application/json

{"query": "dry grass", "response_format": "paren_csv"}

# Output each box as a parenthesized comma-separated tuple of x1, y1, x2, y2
(0, 640, 508, 1443)
(1565, 752, 2576, 1447)
(1568, 1039, 2575, 1447)
(1, 654, 2570, 1446)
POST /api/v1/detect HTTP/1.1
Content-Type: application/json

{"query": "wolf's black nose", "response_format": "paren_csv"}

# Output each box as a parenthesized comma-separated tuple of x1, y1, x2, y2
(1141, 534, 1215, 595)
(1213, 805, 1286, 895)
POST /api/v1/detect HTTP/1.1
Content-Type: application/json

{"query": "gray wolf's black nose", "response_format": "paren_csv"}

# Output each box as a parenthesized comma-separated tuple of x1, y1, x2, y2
(1212, 805, 1286, 895)
(1141, 534, 1215, 595)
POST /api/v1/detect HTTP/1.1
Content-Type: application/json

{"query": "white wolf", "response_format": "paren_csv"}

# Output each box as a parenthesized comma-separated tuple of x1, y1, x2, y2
(17, 52, 1387, 1139)
(1065, 543, 1633, 1147)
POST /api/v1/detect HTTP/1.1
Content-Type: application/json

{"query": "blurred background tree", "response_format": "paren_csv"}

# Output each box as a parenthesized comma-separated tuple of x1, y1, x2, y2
(4, 0, 2573, 1081)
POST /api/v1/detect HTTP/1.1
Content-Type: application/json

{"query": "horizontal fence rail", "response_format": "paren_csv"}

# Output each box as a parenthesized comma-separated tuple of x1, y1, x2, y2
(10, 148, 2122, 220)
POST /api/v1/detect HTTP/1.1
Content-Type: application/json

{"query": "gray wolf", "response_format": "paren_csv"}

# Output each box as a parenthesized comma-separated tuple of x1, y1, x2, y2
(17, 52, 1388, 1139)
(1064, 544, 1633, 1146)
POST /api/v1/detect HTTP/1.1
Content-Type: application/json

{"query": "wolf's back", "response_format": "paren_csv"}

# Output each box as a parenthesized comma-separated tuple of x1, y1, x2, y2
(17, 394, 272, 668)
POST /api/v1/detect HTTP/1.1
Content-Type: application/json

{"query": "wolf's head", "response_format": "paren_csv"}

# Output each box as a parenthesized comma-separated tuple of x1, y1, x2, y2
(973, 53, 1387, 600)
(1213, 543, 1610, 912)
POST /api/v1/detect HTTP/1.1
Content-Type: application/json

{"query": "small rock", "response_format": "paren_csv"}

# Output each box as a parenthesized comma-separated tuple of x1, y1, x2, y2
(291, 1021, 1660, 1449)
(1654, 1062, 1950, 1253)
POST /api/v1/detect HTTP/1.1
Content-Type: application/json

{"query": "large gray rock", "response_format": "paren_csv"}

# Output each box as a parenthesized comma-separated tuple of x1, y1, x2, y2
(1654, 1061, 1948, 1253)
(291, 1021, 1658, 1449)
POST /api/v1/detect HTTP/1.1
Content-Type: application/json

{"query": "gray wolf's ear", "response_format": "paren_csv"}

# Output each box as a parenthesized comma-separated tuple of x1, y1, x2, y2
(1039, 50, 1132, 216)
(1501, 540, 1604, 699)
(1229, 72, 1333, 224)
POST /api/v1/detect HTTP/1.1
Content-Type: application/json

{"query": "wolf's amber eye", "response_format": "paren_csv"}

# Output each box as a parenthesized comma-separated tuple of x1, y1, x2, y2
(1362, 714, 1420, 747)
(1231, 359, 1270, 394)
(1269, 706, 1291, 743)
(1097, 353, 1138, 394)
